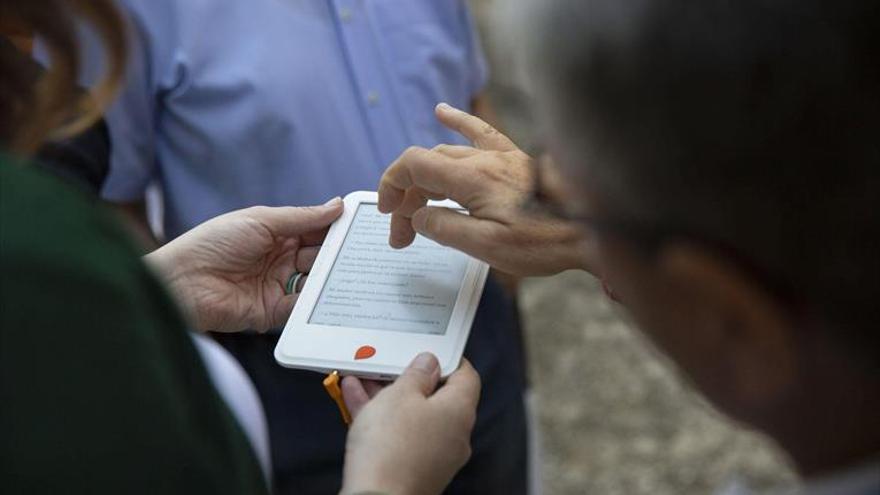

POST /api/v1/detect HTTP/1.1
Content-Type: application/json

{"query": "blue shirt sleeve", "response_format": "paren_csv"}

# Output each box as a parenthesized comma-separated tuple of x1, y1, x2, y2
(97, 5, 164, 203)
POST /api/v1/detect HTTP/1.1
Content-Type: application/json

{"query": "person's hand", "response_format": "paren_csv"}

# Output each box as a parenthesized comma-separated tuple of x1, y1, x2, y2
(339, 353, 480, 495)
(145, 199, 343, 332)
(378, 103, 593, 276)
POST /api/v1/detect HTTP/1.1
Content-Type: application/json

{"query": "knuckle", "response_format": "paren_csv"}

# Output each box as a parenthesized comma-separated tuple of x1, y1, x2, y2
(295, 204, 320, 217)
(513, 150, 531, 162)
(474, 153, 506, 181)
(244, 205, 273, 220)
(403, 145, 427, 159)
(481, 123, 499, 137)
(471, 222, 503, 250)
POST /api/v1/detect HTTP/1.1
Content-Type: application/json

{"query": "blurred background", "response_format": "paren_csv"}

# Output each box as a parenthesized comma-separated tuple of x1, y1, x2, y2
(468, 1, 799, 494)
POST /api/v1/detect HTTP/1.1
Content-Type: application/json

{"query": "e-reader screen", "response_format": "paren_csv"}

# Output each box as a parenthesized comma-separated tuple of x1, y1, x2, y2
(309, 203, 470, 335)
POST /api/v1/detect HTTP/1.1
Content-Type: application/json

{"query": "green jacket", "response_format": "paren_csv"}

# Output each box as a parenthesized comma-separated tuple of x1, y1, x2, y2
(0, 157, 269, 494)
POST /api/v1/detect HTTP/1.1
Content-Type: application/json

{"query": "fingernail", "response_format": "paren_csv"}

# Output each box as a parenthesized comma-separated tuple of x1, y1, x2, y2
(323, 196, 342, 206)
(411, 352, 438, 373)
(436, 102, 453, 112)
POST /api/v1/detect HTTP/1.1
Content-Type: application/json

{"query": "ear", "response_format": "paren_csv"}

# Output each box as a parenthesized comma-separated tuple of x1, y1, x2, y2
(658, 243, 797, 410)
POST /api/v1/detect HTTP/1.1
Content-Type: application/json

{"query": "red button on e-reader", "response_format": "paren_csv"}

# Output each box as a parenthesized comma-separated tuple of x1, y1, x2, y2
(354, 345, 376, 360)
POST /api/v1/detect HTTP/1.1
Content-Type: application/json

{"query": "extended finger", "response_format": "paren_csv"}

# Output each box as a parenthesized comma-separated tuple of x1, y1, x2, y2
(411, 206, 503, 263)
(253, 198, 344, 239)
(435, 103, 518, 152)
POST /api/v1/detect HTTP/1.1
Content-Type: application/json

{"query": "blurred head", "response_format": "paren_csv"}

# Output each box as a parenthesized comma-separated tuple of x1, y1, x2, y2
(0, 0, 126, 154)
(522, 0, 880, 472)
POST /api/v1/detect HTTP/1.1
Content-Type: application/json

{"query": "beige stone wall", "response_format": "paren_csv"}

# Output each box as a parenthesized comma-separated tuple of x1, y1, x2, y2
(520, 273, 796, 495)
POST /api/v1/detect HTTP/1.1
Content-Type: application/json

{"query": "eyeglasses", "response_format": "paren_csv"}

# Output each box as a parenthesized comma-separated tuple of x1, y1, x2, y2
(521, 156, 671, 254)
(520, 155, 805, 308)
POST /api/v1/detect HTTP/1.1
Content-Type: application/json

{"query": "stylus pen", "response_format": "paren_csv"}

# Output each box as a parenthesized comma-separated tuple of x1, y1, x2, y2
(323, 370, 353, 426)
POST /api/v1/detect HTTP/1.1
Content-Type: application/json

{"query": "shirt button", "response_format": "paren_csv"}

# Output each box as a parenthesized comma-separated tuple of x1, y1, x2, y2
(366, 91, 380, 106)
(339, 7, 353, 22)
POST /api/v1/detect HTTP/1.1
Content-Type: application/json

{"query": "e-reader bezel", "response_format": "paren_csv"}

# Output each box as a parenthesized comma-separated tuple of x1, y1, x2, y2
(274, 191, 489, 379)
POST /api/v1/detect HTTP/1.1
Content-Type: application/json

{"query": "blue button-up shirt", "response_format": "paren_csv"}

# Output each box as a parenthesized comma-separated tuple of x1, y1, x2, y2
(101, 0, 488, 238)
(63, 4, 527, 486)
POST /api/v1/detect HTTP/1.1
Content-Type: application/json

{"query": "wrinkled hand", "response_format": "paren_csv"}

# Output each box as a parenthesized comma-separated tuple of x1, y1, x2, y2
(145, 199, 343, 332)
(340, 354, 480, 495)
(378, 103, 592, 276)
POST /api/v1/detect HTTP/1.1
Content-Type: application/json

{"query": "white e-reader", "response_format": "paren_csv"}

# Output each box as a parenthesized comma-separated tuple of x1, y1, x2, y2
(274, 191, 489, 379)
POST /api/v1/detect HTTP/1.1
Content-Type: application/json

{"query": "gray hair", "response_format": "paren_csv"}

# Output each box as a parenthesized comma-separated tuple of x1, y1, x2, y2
(510, 0, 880, 364)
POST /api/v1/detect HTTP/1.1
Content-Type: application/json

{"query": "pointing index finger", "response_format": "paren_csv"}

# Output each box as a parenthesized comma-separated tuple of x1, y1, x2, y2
(435, 103, 517, 152)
